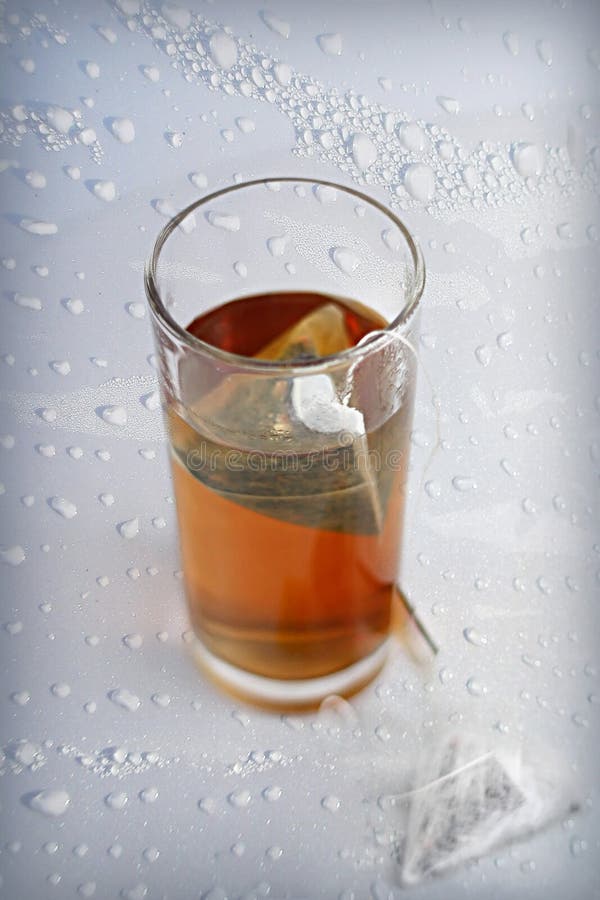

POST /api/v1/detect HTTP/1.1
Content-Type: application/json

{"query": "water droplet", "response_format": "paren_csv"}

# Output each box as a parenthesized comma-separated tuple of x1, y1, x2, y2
(111, 117, 135, 144)
(27, 789, 70, 817)
(79, 127, 97, 146)
(236, 116, 255, 135)
(109, 688, 141, 712)
(231, 840, 245, 857)
(473, 344, 492, 366)
(49, 497, 77, 520)
(20, 219, 58, 236)
(165, 130, 184, 149)
(437, 96, 460, 115)
(260, 11, 290, 39)
(120, 884, 148, 900)
(536, 39, 553, 66)
(161, 4, 191, 30)
(101, 405, 127, 426)
(118, 516, 140, 540)
(313, 184, 336, 204)
(452, 476, 476, 492)
(143, 846, 159, 863)
(556, 222, 573, 240)
(228, 788, 251, 808)
(84, 60, 100, 79)
(123, 632, 143, 649)
(266, 845, 283, 860)
(381, 228, 400, 252)
(105, 791, 128, 810)
(503, 31, 519, 56)
(331, 246, 361, 275)
(151, 692, 171, 707)
(497, 331, 513, 350)
(512, 143, 544, 177)
(140, 786, 159, 803)
(569, 836, 588, 857)
(273, 62, 292, 85)
(321, 794, 341, 813)
(141, 390, 160, 411)
(24, 169, 47, 190)
(398, 122, 427, 152)
(424, 480, 441, 499)
(351, 132, 377, 170)
(466, 676, 487, 696)
(12, 292, 43, 311)
(262, 785, 282, 802)
(142, 65, 160, 82)
(317, 33, 343, 56)
(51, 682, 71, 698)
(50, 359, 71, 376)
(463, 627, 488, 647)
(64, 297, 85, 315)
(92, 180, 116, 202)
(206, 210, 240, 231)
(266, 235, 289, 257)
(209, 31, 238, 69)
(1, 545, 26, 566)
(404, 163, 435, 201)
(572, 713, 588, 728)
(198, 796, 218, 814)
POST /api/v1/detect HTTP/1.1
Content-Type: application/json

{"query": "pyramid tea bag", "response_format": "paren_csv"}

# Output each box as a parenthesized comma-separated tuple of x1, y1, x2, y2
(170, 297, 410, 535)
(255, 302, 354, 361)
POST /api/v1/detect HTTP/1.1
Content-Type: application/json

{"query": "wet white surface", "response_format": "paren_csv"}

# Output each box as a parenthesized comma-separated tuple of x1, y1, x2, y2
(0, 1, 599, 898)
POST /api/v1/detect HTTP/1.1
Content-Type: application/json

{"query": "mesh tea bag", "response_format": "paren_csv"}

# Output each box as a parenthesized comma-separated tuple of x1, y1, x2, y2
(171, 302, 408, 534)
(391, 731, 576, 885)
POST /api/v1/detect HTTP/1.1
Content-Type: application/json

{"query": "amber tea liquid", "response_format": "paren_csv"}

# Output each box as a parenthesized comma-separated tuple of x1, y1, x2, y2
(167, 292, 412, 684)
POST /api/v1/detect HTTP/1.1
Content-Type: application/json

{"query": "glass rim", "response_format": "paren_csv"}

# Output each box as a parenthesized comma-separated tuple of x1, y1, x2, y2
(144, 176, 425, 373)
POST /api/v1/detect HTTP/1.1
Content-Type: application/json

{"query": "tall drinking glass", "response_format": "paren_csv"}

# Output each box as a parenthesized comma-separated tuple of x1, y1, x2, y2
(145, 177, 424, 706)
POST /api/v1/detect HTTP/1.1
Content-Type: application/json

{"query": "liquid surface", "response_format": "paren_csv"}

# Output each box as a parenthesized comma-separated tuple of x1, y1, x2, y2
(168, 292, 413, 681)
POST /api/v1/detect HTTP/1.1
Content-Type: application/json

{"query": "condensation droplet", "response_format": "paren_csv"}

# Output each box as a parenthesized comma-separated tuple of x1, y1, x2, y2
(452, 476, 476, 492)
(49, 497, 77, 519)
(109, 688, 141, 712)
(209, 31, 238, 69)
(27, 789, 70, 818)
(321, 794, 341, 813)
(466, 676, 487, 697)
(331, 246, 361, 275)
(206, 210, 240, 231)
(118, 516, 140, 540)
(463, 627, 488, 647)
(101, 405, 127, 426)
(228, 788, 252, 808)
(317, 33, 343, 56)
(404, 163, 435, 201)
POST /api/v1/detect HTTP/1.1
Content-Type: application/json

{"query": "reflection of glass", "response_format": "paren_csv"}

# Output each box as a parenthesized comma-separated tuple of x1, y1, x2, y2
(145, 178, 425, 707)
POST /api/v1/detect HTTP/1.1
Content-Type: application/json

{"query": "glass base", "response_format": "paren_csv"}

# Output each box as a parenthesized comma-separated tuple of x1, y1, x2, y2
(190, 638, 390, 708)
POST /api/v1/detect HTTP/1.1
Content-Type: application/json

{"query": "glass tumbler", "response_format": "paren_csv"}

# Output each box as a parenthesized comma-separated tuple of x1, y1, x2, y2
(145, 177, 424, 706)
